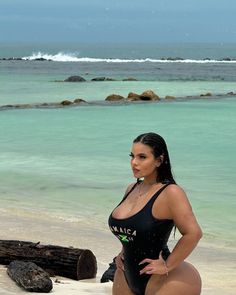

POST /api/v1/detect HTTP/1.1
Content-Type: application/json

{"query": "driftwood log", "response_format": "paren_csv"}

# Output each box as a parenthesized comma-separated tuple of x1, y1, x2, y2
(0, 240, 97, 280)
(7, 260, 53, 292)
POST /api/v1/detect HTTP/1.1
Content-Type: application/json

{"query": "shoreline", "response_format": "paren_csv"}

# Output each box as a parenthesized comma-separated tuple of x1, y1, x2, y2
(0, 212, 235, 295)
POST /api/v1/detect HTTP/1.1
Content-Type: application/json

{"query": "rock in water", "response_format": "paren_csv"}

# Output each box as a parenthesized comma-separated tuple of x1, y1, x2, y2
(64, 76, 86, 82)
(105, 94, 125, 101)
(140, 90, 160, 101)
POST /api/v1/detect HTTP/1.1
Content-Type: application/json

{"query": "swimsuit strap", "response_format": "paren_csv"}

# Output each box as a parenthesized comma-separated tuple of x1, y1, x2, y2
(114, 182, 139, 208)
(119, 181, 172, 208)
(147, 183, 172, 208)
(123, 181, 140, 200)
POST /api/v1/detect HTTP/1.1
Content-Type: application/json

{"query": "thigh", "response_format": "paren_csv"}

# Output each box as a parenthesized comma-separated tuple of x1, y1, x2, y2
(145, 262, 201, 295)
(112, 269, 134, 295)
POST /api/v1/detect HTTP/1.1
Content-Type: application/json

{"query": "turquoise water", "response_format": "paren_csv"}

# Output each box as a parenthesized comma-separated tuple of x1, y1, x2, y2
(0, 98, 235, 249)
(0, 43, 236, 251)
(0, 76, 236, 105)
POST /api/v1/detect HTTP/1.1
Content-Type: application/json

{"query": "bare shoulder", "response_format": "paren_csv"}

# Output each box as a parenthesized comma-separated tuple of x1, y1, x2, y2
(164, 183, 186, 195)
(164, 184, 191, 207)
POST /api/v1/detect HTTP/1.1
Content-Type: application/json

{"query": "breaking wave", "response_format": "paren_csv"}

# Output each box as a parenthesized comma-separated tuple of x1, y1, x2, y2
(22, 51, 236, 63)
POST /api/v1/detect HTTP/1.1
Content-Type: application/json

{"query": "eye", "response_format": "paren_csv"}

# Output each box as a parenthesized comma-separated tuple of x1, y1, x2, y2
(139, 155, 146, 159)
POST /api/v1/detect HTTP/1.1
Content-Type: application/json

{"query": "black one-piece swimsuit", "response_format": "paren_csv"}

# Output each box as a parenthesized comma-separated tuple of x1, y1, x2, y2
(108, 182, 174, 295)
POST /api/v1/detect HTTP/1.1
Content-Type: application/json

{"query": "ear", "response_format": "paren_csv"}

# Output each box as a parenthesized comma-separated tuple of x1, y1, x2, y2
(156, 155, 164, 168)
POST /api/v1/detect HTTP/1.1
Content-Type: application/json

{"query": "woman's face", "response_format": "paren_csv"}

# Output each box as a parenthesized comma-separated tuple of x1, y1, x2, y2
(130, 142, 161, 180)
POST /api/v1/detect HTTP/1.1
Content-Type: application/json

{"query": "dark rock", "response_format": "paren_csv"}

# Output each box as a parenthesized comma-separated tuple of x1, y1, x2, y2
(14, 104, 32, 108)
(74, 98, 86, 104)
(3, 104, 14, 107)
(8, 57, 23, 61)
(200, 92, 212, 97)
(7, 260, 53, 292)
(105, 94, 125, 101)
(122, 77, 138, 81)
(127, 92, 141, 101)
(60, 100, 73, 106)
(91, 77, 106, 81)
(165, 95, 176, 100)
(35, 58, 48, 61)
(105, 77, 116, 81)
(140, 90, 160, 101)
(227, 92, 235, 95)
(221, 57, 231, 61)
(64, 76, 86, 82)
(166, 57, 184, 61)
(127, 90, 160, 101)
(91, 77, 116, 81)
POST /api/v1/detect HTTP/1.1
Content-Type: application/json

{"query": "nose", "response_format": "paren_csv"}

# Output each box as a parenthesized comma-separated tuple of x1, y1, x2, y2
(131, 157, 138, 166)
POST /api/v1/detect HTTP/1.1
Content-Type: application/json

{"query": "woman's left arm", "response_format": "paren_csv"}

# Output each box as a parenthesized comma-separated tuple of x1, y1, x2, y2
(140, 185, 202, 275)
(165, 185, 202, 272)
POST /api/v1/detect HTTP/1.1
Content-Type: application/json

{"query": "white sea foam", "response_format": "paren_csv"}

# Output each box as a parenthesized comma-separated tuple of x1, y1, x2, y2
(22, 51, 236, 63)
(22, 51, 80, 62)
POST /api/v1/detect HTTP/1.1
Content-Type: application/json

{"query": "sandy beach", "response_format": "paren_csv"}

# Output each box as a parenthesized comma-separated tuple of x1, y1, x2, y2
(0, 211, 235, 295)
(1, 2, 236, 292)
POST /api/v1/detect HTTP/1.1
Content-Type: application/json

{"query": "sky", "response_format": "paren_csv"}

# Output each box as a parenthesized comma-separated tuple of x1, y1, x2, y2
(0, 0, 236, 43)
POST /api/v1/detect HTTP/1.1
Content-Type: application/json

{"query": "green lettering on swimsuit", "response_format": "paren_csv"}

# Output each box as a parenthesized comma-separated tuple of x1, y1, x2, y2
(118, 234, 129, 242)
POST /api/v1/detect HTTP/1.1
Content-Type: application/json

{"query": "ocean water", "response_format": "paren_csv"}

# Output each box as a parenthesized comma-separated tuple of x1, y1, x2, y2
(0, 43, 236, 251)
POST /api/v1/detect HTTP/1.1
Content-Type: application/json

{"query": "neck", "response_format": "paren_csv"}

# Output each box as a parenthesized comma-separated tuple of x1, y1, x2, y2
(142, 175, 159, 185)
(138, 177, 160, 198)
(143, 180, 156, 185)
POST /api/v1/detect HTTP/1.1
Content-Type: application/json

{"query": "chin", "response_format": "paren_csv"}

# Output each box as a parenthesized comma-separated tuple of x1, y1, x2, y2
(134, 173, 143, 179)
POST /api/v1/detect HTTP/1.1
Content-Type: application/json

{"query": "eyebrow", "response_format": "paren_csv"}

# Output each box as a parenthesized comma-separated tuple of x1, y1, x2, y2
(130, 152, 147, 156)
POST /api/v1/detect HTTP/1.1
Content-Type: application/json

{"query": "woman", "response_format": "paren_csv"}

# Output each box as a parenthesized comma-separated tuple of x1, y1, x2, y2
(108, 132, 202, 295)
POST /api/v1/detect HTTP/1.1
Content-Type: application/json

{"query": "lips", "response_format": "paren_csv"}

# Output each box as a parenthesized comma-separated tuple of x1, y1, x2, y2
(132, 168, 140, 174)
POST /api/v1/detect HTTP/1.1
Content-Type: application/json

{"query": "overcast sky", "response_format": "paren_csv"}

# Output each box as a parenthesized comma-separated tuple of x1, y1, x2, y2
(0, 0, 235, 43)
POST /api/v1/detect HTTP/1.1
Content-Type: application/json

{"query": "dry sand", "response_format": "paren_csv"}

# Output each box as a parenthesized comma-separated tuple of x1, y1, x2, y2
(0, 211, 235, 295)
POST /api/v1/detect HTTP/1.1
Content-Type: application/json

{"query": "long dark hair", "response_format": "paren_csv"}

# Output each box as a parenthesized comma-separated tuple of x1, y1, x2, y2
(133, 132, 176, 184)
